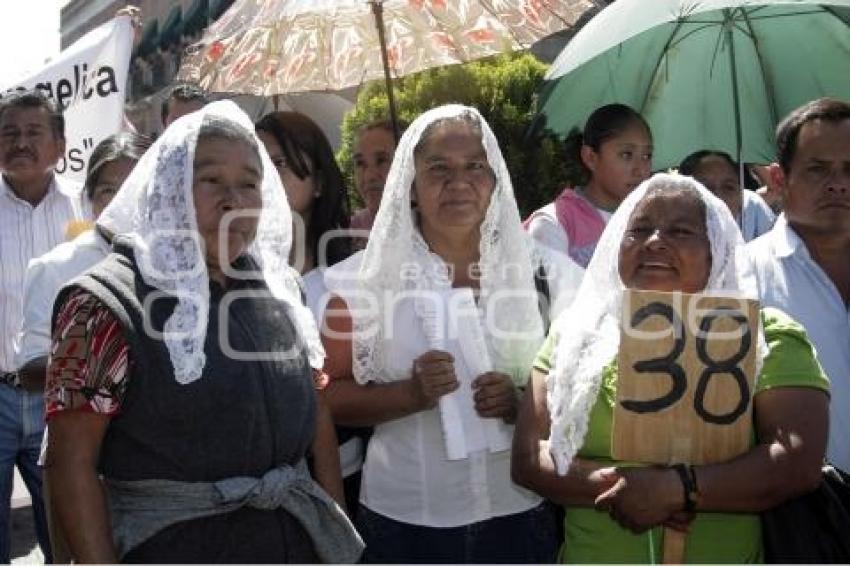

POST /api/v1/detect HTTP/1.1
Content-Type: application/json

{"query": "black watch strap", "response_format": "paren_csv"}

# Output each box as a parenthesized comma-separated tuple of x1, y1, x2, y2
(672, 463, 699, 513)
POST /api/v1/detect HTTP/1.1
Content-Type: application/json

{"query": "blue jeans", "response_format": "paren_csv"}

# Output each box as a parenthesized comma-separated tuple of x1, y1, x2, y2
(0, 385, 51, 563)
(357, 502, 559, 563)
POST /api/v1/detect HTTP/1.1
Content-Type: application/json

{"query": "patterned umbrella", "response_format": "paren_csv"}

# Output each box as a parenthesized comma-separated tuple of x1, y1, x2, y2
(178, 0, 593, 133)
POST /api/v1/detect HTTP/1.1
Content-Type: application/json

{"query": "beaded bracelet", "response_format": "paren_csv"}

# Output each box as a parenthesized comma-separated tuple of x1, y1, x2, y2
(672, 463, 700, 513)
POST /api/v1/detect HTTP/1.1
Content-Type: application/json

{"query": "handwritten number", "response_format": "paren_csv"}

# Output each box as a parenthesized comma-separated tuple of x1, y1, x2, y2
(621, 302, 687, 414)
(621, 302, 751, 425)
(693, 308, 751, 424)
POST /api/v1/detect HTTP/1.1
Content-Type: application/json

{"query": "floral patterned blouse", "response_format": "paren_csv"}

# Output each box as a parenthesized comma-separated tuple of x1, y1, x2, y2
(46, 288, 130, 418)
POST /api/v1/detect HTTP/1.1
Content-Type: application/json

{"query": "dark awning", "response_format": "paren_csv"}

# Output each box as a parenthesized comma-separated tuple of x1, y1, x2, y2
(209, 0, 235, 22)
(134, 18, 159, 57)
(159, 5, 183, 48)
(182, 0, 209, 36)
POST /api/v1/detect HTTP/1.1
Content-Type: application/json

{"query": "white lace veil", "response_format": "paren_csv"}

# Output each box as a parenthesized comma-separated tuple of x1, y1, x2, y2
(97, 100, 324, 384)
(348, 104, 544, 384)
(546, 173, 766, 475)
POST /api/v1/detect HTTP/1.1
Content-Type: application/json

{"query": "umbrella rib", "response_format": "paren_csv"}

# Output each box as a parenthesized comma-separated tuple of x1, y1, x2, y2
(668, 23, 721, 49)
(684, 7, 821, 24)
(637, 19, 686, 113)
(731, 21, 754, 40)
(678, 18, 728, 24)
(728, 8, 756, 40)
(743, 9, 829, 21)
(739, 8, 778, 128)
(707, 16, 726, 80)
(723, 8, 744, 165)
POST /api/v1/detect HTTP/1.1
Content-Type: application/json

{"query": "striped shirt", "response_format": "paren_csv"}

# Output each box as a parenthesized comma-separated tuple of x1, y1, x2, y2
(1, 174, 85, 372)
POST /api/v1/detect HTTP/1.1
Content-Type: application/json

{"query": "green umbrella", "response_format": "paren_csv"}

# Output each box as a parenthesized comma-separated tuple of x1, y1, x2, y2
(534, 0, 850, 169)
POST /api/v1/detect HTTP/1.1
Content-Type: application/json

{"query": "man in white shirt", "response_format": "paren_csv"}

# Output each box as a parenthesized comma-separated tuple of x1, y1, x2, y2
(747, 98, 850, 474)
(0, 90, 85, 562)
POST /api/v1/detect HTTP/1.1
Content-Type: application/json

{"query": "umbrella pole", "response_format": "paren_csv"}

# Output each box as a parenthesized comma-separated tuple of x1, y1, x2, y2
(370, 0, 401, 143)
(724, 9, 744, 186)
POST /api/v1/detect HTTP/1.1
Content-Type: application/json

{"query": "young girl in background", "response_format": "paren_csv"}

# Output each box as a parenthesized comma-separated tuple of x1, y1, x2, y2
(525, 104, 652, 268)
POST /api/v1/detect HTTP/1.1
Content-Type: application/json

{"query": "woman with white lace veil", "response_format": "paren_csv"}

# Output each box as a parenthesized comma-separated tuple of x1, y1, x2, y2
(512, 173, 829, 563)
(321, 104, 579, 562)
(44, 101, 362, 563)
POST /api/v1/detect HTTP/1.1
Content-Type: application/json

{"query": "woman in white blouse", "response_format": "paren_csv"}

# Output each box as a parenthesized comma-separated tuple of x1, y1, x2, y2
(321, 105, 571, 562)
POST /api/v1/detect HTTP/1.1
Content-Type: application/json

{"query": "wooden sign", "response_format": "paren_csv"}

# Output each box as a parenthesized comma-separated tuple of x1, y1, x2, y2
(612, 290, 759, 465)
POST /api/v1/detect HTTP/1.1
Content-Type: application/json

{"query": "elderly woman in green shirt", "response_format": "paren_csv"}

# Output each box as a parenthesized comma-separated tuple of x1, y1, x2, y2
(512, 173, 828, 563)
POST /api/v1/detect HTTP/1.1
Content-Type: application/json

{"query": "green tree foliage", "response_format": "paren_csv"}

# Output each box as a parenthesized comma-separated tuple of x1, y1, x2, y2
(337, 53, 583, 217)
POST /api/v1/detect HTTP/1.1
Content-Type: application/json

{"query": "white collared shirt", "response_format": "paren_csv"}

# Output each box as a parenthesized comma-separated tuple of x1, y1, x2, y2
(747, 215, 850, 473)
(1, 174, 85, 372)
(325, 252, 547, 528)
(358, 294, 542, 527)
(16, 229, 110, 367)
(740, 189, 776, 242)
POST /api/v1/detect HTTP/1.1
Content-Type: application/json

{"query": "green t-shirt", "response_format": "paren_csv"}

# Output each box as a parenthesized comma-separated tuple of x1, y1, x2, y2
(534, 307, 829, 564)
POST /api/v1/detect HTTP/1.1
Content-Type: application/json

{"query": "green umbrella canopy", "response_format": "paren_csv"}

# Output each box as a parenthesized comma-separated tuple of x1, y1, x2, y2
(535, 0, 850, 169)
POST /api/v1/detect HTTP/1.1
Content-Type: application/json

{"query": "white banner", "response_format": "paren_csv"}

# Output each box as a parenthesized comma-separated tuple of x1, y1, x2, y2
(0, 16, 133, 183)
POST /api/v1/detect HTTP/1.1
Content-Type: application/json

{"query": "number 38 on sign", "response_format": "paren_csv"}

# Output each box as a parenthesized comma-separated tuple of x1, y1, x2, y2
(612, 289, 760, 466)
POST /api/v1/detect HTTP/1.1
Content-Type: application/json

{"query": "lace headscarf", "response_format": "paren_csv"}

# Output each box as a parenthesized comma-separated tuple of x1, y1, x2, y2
(97, 100, 324, 384)
(546, 173, 766, 475)
(343, 104, 545, 384)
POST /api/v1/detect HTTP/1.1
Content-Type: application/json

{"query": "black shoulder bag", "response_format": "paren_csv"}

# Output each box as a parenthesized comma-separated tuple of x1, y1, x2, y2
(762, 463, 850, 563)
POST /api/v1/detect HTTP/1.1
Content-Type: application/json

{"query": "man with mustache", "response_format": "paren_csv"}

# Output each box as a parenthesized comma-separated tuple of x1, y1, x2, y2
(748, 97, 850, 476)
(0, 89, 85, 563)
